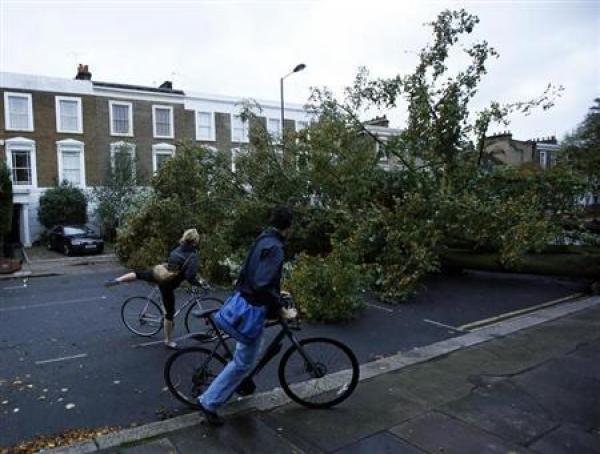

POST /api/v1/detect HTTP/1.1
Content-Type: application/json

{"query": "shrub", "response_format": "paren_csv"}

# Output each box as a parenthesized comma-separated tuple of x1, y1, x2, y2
(38, 183, 87, 229)
(286, 251, 365, 322)
(92, 147, 140, 240)
(0, 161, 13, 257)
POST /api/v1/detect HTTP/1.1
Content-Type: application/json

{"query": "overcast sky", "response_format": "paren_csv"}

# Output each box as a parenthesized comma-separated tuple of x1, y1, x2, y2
(1, 0, 598, 140)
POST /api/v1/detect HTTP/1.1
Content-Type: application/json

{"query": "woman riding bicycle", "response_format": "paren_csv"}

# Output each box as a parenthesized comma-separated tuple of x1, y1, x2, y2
(105, 228, 204, 348)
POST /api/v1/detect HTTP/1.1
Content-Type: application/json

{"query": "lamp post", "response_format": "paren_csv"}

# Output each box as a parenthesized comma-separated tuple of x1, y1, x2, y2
(280, 63, 306, 147)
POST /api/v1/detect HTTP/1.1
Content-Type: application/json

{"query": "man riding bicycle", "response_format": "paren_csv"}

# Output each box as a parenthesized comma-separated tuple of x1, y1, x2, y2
(198, 206, 296, 425)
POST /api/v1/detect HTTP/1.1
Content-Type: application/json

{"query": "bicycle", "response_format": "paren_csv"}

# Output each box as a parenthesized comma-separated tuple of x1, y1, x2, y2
(120, 284, 224, 338)
(164, 298, 360, 409)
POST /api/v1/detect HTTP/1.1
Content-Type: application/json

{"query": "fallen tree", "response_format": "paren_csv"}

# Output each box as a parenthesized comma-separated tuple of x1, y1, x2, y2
(441, 247, 600, 280)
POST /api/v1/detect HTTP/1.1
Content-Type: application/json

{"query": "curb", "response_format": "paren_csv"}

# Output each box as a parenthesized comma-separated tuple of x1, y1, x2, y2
(29, 254, 118, 265)
(0, 271, 61, 281)
(46, 294, 600, 453)
(0, 255, 120, 280)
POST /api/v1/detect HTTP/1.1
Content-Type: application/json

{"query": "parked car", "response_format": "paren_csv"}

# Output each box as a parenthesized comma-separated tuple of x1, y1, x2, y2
(47, 225, 104, 256)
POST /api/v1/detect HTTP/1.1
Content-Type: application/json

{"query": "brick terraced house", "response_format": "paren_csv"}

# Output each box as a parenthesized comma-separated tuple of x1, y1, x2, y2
(0, 66, 312, 246)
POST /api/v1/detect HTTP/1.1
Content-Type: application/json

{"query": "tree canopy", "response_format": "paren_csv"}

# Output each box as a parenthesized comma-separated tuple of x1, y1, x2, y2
(115, 9, 592, 320)
(560, 98, 600, 193)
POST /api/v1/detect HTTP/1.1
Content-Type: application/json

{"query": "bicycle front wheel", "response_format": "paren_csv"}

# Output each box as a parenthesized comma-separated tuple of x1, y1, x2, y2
(278, 337, 359, 409)
(184, 297, 223, 338)
(121, 296, 163, 337)
(164, 347, 227, 409)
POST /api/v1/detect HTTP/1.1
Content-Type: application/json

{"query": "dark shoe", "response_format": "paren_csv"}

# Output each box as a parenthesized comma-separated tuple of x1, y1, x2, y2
(104, 279, 120, 287)
(236, 377, 256, 396)
(198, 402, 224, 426)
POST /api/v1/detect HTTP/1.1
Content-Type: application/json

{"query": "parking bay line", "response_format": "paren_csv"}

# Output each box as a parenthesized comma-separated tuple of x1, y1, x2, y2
(2, 284, 28, 290)
(423, 319, 469, 333)
(131, 333, 193, 348)
(0, 296, 107, 312)
(458, 292, 584, 331)
(366, 302, 394, 313)
(35, 353, 88, 365)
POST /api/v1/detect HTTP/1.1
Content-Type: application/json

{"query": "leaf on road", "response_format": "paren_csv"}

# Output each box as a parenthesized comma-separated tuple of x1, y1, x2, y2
(3, 426, 119, 454)
(65, 403, 75, 410)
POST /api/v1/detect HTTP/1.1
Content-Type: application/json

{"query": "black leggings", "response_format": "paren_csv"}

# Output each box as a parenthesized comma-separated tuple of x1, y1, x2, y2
(135, 270, 181, 321)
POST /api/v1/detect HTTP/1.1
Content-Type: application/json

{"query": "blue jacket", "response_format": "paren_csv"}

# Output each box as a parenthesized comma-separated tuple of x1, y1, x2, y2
(235, 228, 285, 312)
(167, 244, 201, 287)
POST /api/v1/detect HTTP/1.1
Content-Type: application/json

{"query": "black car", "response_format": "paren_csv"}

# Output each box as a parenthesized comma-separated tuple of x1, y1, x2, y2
(47, 225, 104, 256)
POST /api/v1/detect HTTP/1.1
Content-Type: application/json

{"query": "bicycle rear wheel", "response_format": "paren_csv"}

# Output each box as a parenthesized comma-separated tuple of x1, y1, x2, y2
(164, 347, 227, 409)
(184, 297, 223, 339)
(121, 296, 163, 337)
(278, 337, 359, 409)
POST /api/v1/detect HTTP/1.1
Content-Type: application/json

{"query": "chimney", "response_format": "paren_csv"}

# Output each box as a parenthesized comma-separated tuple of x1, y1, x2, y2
(489, 130, 512, 139)
(75, 64, 92, 80)
(159, 81, 173, 90)
(364, 115, 389, 128)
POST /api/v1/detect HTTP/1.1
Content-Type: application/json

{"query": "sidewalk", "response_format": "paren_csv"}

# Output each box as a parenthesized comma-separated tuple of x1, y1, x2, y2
(0, 246, 121, 280)
(54, 297, 600, 454)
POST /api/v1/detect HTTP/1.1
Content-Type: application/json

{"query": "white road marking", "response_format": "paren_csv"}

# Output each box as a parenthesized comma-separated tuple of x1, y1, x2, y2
(35, 353, 88, 365)
(458, 292, 584, 331)
(2, 285, 28, 290)
(132, 339, 166, 348)
(0, 296, 107, 312)
(131, 334, 191, 348)
(423, 319, 468, 333)
(366, 302, 394, 313)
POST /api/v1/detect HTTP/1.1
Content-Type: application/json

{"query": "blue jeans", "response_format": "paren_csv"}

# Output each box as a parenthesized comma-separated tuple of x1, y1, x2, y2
(199, 335, 263, 411)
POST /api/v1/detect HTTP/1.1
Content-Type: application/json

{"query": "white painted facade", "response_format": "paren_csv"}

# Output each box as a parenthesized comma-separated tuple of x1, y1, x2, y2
(0, 72, 315, 247)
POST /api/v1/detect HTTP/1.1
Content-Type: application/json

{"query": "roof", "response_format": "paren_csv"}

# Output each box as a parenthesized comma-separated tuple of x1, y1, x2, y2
(92, 81, 184, 95)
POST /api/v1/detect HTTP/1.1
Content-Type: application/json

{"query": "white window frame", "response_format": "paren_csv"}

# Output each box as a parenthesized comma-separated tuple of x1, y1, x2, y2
(539, 150, 547, 169)
(152, 143, 176, 174)
(152, 105, 174, 139)
(4, 92, 34, 131)
(110, 141, 136, 177)
(109, 100, 134, 137)
(5, 137, 37, 188)
(295, 119, 309, 131)
(55, 96, 83, 134)
(231, 114, 249, 143)
(375, 141, 391, 170)
(56, 139, 86, 187)
(267, 117, 282, 139)
(196, 111, 216, 141)
(231, 147, 241, 173)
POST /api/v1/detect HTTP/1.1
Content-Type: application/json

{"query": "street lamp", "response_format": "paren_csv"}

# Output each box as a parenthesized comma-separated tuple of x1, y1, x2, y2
(280, 63, 306, 146)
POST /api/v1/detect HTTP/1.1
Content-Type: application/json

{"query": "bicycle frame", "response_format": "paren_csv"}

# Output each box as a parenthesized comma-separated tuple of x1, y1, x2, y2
(146, 285, 210, 319)
(203, 315, 323, 382)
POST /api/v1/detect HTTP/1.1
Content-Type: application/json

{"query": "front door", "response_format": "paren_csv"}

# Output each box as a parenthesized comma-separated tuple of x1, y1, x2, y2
(9, 204, 21, 244)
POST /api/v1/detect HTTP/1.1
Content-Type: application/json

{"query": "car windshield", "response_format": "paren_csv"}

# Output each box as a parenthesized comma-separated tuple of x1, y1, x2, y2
(63, 226, 89, 236)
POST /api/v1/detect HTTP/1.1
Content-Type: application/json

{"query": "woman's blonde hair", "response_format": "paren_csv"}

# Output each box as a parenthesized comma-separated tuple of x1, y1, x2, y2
(180, 228, 200, 246)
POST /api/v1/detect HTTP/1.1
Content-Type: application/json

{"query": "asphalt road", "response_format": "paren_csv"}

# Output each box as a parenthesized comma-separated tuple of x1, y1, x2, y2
(0, 267, 588, 448)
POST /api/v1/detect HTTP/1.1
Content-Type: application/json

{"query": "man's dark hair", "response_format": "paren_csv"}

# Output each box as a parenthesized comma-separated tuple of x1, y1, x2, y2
(270, 206, 293, 230)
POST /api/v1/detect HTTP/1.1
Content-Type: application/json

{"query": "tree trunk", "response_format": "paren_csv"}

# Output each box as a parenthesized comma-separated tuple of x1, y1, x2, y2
(441, 247, 600, 279)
